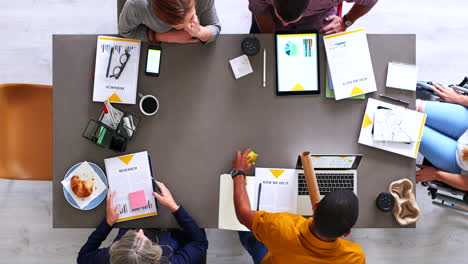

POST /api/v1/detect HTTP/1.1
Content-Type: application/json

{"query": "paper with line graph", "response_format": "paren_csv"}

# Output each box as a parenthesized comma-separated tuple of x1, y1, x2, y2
(358, 98, 426, 159)
(105, 151, 157, 222)
(373, 108, 422, 143)
(93, 36, 140, 104)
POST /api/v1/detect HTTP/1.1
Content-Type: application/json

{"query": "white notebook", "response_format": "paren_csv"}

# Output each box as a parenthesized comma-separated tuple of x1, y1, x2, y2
(323, 28, 377, 100)
(218, 174, 258, 231)
(386, 62, 418, 91)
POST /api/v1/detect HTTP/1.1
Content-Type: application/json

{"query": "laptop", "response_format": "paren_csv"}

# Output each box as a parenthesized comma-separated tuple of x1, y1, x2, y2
(295, 154, 362, 216)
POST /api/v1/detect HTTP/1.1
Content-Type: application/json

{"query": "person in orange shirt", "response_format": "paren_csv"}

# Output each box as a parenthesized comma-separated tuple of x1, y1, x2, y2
(230, 148, 365, 264)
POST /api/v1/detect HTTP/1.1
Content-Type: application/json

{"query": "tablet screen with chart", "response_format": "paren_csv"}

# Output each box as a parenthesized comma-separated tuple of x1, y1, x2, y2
(275, 31, 320, 95)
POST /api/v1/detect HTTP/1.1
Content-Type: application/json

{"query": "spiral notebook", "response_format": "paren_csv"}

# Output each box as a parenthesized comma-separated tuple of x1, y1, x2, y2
(386, 61, 418, 91)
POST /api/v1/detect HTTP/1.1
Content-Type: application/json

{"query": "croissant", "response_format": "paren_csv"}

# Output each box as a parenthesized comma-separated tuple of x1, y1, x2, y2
(462, 148, 468, 161)
(71, 175, 95, 198)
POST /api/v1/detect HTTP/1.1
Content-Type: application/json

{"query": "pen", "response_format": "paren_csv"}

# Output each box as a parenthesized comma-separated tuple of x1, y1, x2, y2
(106, 47, 114, 78)
(379, 94, 410, 105)
(256, 183, 262, 211)
(262, 49, 266, 88)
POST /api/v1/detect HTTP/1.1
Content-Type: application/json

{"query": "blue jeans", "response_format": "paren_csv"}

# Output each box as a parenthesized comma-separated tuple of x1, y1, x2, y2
(238, 231, 268, 264)
(419, 101, 468, 173)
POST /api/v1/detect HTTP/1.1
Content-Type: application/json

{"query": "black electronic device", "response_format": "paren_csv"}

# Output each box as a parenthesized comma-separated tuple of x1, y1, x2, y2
(376, 192, 395, 212)
(241, 36, 260, 56)
(145, 45, 162, 77)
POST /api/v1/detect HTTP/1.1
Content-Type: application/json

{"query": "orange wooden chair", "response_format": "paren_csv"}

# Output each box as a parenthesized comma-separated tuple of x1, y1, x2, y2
(0, 83, 52, 181)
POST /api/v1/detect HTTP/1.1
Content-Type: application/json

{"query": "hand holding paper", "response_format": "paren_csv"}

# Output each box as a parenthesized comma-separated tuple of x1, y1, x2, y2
(106, 191, 121, 226)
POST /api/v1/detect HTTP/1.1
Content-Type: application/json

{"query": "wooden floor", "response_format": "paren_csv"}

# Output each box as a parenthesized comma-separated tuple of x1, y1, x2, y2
(1, 0, 468, 263)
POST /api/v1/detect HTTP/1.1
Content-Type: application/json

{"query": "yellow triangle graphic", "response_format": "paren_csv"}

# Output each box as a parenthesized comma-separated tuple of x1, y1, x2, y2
(108, 92, 122, 103)
(350, 86, 365, 96)
(269, 169, 285, 178)
(118, 155, 135, 165)
(292, 83, 305, 91)
(362, 113, 373, 128)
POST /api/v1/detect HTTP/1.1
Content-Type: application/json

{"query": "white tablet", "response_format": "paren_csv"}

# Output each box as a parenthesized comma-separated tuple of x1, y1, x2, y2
(275, 30, 320, 95)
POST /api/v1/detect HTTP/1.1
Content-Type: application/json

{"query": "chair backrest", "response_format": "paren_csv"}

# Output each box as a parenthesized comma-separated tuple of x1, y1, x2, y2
(117, 0, 126, 24)
(0, 83, 52, 181)
(337, 2, 343, 17)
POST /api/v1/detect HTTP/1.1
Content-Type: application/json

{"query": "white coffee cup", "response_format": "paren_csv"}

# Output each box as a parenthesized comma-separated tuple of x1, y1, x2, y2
(138, 93, 159, 116)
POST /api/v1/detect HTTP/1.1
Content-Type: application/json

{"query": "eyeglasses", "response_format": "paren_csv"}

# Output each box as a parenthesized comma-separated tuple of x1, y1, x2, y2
(106, 47, 131, 80)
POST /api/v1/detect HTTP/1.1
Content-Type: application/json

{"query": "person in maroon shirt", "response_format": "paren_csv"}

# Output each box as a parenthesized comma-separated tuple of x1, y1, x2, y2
(248, 0, 379, 34)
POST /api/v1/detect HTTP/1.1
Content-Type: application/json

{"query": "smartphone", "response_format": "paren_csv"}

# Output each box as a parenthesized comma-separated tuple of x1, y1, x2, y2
(145, 45, 162, 77)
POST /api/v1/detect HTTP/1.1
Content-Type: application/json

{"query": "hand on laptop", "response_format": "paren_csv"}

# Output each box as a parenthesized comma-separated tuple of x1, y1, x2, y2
(232, 148, 255, 174)
(153, 181, 180, 212)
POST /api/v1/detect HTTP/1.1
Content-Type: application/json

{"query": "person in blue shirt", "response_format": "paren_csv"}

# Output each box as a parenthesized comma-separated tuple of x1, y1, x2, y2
(77, 181, 208, 264)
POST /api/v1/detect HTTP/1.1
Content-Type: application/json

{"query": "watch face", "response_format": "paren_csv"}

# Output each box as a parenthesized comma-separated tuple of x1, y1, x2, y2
(345, 20, 353, 27)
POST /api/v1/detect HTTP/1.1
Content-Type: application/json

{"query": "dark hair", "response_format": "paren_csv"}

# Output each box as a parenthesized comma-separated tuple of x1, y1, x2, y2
(314, 189, 359, 238)
(151, 0, 195, 26)
(273, 0, 309, 22)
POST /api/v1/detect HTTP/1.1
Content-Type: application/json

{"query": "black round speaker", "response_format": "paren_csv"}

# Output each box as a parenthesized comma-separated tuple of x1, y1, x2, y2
(376, 192, 395, 212)
(241, 36, 260, 56)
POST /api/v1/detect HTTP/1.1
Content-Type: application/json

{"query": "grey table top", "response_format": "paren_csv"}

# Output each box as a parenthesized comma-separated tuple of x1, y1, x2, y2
(53, 34, 416, 228)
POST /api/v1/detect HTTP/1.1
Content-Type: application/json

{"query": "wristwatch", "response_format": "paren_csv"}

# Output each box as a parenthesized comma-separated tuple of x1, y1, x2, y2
(343, 15, 353, 28)
(230, 169, 246, 178)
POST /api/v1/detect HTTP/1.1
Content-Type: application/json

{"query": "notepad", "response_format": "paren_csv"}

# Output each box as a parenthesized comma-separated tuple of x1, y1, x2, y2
(229, 55, 253, 79)
(129, 190, 146, 209)
(386, 62, 418, 91)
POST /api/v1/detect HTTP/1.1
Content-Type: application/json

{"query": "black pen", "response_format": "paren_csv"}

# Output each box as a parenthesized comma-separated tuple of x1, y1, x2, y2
(379, 94, 410, 105)
(256, 183, 262, 211)
(106, 47, 114, 78)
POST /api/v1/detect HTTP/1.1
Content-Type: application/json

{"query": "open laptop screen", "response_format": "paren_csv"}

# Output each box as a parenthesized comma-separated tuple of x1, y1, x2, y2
(310, 155, 362, 169)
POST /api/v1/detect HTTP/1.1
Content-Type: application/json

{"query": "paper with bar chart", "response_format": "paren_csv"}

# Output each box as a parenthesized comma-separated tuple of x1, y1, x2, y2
(93, 36, 141, 104)
(105, 151, 157, 222)
(276, 33, 319, 92)
(324, 29, 376, 100)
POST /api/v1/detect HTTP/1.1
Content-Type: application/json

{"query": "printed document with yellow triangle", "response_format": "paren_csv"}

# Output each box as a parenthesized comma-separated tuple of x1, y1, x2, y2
(93, 36, 141, 104)
(104, 151, 158, 222)
(323, 29, 377, 100)
(358, 98, 427, 159)
(255, 168, 298, 213)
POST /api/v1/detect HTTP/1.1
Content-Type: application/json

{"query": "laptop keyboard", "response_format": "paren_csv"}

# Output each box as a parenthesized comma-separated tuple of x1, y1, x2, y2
(298, 172, 354, 195)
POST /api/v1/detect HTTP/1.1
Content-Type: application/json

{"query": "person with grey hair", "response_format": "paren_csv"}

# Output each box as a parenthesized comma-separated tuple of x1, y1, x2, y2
(77, 181, 208, 264)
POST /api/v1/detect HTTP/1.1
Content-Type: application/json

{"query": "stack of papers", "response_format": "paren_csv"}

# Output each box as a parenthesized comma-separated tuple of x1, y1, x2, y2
(105, 151, 157, 222)
(358, 98, 426, 159)
(93, 36, 141, 104)
(324, 29, 377, 100)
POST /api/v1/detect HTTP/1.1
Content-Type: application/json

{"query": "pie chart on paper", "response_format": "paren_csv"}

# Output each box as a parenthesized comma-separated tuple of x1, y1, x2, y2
(285, 41, 297, 56)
